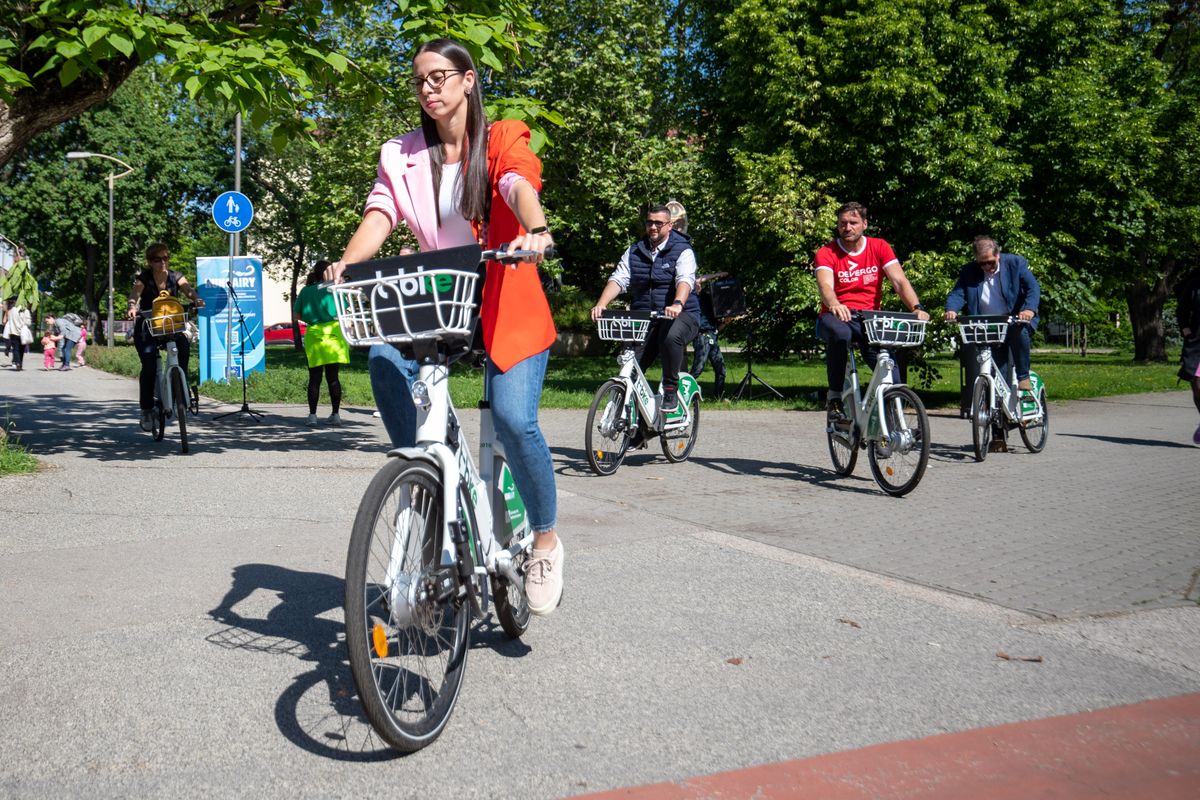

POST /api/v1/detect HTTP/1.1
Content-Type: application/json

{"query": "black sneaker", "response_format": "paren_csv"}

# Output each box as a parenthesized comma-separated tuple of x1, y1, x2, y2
(662, 390, 680, 413)
(826, 398, 850, 431)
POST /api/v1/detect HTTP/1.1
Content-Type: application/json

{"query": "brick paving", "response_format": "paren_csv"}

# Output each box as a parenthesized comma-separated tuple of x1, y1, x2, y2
(550, 391, 1200, 619)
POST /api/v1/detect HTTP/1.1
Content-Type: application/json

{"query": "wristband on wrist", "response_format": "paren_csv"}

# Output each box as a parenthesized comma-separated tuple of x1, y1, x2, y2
(528, 226, 549, 235)
(913, 303, 926, 312)
(671, 300, 683, 307)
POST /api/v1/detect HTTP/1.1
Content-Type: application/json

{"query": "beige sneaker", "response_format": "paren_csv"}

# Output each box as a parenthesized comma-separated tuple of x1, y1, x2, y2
(525, 538, 564, 616)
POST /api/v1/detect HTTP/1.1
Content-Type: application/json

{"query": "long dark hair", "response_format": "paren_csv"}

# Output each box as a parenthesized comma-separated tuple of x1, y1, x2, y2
(415, 38, 489, 227)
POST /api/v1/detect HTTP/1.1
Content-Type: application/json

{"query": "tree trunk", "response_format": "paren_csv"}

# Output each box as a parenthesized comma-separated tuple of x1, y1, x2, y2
(1126, 277, 1171, 362)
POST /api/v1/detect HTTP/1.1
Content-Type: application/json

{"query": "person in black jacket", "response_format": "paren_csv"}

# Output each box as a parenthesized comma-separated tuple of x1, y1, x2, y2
(1176, 269, 1200, 446)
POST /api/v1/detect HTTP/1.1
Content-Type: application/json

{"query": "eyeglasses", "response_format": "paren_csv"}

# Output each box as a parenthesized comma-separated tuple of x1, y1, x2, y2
(149, 256, 169, 263)
(409, 69, 465, 93)
(645, 219, 671, 229)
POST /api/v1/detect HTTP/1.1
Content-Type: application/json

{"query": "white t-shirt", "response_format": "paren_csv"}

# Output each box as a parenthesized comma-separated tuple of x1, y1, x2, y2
(436, 161, 476, 247)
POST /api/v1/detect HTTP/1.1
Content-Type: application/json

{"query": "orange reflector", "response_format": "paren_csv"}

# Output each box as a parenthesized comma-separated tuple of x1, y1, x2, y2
(596, 450, 604, 458)
(886, 466, 895, 476)
(372, 623, 388, 658)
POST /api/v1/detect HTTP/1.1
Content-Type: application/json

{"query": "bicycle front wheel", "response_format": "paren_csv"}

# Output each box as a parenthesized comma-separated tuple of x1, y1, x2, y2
(661, 393, 700, 462)
(586, 380, 632, 475)
(868, 386, 930, 497)
(970, 378, 990, 462)
(171, 371, 189, 454)
(1019, 387, 1049, 453)
(344, 458, 469, 753)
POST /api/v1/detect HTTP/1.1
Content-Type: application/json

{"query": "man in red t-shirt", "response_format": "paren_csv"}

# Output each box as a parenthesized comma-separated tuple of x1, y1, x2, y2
(814, 202, 930, 417)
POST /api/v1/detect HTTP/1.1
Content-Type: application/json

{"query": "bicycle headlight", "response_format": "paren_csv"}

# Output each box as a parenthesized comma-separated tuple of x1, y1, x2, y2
(411, 380, 431, 409)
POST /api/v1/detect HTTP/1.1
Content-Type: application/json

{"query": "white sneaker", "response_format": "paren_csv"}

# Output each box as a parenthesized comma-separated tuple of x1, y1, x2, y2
(327, 412, 342, 427)
(525, 538, 564, 616)
(305, 413, 319, 426)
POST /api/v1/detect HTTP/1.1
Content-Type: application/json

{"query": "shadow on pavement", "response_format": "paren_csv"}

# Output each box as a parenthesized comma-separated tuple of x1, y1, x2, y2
(2, 393, 383, 461)
(206, 562, 530, 761)
(1056, 432, 1195, 450)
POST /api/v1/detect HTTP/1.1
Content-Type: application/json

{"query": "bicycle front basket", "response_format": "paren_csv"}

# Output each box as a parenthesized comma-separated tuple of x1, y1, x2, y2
(332, 267, 479, 347)
(862, 311, 927, 347)
(148, 291, 186, 337)
(596, 312, 652, 343)
(957, 316, 1009, 345)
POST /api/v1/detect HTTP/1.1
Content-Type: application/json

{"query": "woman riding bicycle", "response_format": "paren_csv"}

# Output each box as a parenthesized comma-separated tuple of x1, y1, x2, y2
(128, 242, 204, 430)
(323, 38, 562, 615)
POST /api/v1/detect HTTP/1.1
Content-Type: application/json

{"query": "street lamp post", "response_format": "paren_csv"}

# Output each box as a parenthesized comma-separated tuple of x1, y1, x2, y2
(66, 151, 135, 347)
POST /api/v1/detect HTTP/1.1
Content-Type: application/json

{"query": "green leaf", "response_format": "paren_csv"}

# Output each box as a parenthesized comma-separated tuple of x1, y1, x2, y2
(107, 33, 133, 58)
(59, 58, 81, 87)
(56, 40, 85, 60)
(82, 26, 109, 49)
(324, 52, 348, 73)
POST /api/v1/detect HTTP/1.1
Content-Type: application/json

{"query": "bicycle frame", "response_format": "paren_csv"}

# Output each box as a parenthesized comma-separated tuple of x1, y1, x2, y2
(840, 347, 902, 444)
(156, 340, 190, 420)
(609, 347, 696, 434)
(380, 358, 532, 618)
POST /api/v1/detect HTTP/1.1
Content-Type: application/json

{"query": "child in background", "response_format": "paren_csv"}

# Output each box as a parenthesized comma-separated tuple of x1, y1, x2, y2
(41, 332, 56, 370)
(75, 325, 88, 366)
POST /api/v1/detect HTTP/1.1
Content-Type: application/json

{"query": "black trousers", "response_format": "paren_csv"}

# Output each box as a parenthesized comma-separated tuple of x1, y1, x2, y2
(636, 312, 699, 393)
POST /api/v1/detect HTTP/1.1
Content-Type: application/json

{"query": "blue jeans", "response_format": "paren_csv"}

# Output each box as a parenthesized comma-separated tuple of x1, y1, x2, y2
(369, 344, 557, 533)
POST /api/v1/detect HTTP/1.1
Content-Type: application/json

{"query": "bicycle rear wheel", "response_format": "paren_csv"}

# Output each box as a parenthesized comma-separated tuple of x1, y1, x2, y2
(171, 371, 189, 454)
(1019, 387, 1049, 453)
(661, 393, 700, 462)
(152, 394, 166, 442)
(344, 458, 469, 753)
(827, 411, 859, 476)
(867, 386, 930, 497)
(586, 380, 632, 475)
(490, 455, 530, 639)
(970, 378, 990, 462)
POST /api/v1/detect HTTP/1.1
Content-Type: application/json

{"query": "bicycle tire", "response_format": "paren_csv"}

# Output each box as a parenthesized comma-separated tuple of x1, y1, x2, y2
(152, 396, 166, 442)
(586, 380, 632, 475)
(1019, 387, 1049, 453)
(970, 378, 990, 463)
(490, 455, 530, 639)
(661, 393, 700, 462)
(827, 415, 860, 476)
(344, 458, 469, 753)
(867, 385, 930, 497)
(171, 371, 189, 454)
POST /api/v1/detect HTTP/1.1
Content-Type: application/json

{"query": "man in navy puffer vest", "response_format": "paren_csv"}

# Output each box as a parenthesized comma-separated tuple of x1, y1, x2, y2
(592, 204, 700, 416)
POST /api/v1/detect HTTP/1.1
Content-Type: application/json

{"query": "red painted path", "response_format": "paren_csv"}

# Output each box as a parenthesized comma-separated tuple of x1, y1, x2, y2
(582, 693, 1200, 799)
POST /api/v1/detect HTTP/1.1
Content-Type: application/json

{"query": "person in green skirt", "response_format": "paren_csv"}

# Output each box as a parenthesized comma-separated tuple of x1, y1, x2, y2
(294, 260, 351, 426)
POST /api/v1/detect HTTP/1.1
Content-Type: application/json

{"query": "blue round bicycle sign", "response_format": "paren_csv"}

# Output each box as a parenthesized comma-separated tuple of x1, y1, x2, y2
(212, 191, 254, 234)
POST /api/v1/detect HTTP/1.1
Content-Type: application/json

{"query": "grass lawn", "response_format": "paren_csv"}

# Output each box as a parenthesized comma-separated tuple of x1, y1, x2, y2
(83, 340, 1187, 411)
(0, 423, 38, 475)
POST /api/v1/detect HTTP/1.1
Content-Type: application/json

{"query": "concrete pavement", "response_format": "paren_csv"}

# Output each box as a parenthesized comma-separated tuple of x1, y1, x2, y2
(1, 359, 1197, 798)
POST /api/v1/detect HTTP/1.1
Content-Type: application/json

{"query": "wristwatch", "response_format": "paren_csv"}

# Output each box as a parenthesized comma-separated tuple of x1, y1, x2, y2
(671, 300, 683, 307)
(912, 303, 926, 312)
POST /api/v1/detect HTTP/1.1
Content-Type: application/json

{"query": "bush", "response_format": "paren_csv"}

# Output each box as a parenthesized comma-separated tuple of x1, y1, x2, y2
(548, 284, 596, 333)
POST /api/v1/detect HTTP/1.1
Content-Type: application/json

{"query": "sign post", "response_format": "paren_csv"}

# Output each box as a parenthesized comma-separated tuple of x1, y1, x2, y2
(212, 191, 254, 382)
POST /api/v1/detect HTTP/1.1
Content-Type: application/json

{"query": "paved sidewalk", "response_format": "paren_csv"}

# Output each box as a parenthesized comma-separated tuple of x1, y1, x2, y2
(1, 361, 1197, 798)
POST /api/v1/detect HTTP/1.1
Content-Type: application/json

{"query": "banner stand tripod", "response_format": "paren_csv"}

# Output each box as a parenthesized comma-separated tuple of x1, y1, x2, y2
(733, 312, 784, 402)
(213, 278, 265, 423)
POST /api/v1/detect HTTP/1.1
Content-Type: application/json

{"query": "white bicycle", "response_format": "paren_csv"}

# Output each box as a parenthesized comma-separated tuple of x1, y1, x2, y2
(826, 310, 930, 497)
(957, 315, 1048, 461)
(585, 310, 701, 475)
(331, 243, 543, 753)
(138, 307, 198, 454)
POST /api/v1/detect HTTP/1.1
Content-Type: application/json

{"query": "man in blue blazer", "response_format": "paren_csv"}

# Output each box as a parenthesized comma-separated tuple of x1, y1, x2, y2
(944, 236, 1041, 390)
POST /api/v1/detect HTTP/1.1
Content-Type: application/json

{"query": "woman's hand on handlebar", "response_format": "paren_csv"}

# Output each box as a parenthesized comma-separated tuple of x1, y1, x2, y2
(590, 304, 607, 321)
(507, 230, 555, 265)
(324, 260, 348, 285)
